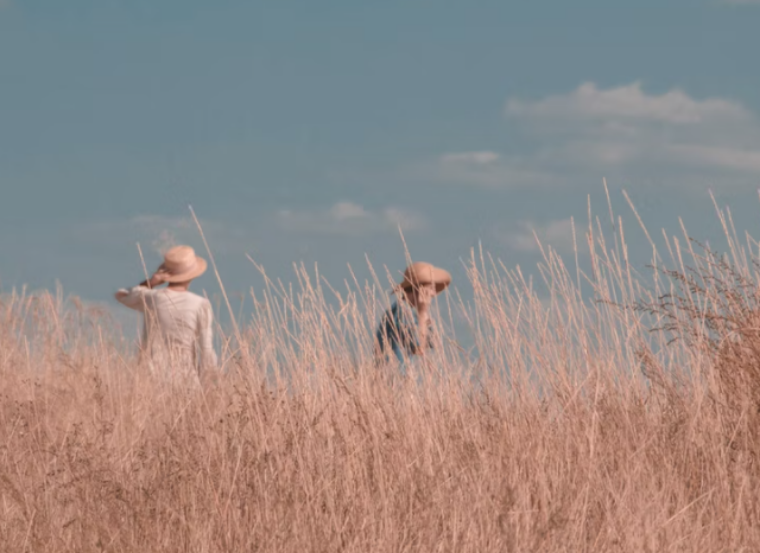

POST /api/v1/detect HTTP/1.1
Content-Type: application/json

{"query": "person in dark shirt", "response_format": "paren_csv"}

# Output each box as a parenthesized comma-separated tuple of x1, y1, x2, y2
(375, 261, 451, 368)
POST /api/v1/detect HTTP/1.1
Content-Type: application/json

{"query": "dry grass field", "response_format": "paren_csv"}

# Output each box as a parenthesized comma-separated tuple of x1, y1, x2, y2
(2, 204, 760, 552)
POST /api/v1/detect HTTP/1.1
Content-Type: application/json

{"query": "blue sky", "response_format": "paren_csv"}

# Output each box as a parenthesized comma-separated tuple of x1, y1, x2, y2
(2, 0, 760, 330)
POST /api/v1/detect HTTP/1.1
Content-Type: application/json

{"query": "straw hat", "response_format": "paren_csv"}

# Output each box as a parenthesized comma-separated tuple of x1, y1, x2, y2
(394, 261, 452, 295)
(155, 246, 207, 283)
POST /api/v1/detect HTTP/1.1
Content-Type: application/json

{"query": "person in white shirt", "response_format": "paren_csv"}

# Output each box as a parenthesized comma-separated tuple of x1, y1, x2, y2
(115, 245, 218, 380)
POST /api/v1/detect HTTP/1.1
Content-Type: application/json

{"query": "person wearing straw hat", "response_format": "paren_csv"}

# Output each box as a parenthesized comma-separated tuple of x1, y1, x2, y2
(375, 261, 451, 367)
(114, 245, 218, 379)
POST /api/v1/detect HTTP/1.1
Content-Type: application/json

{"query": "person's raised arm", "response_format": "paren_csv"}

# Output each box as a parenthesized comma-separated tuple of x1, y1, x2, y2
(415, 284, 436, 353)
(114, 273, 165, 310)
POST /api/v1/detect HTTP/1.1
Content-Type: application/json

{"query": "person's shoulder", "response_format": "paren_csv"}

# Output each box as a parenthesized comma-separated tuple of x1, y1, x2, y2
(191, 294, 214, 318)
(190, 292, 211, 305)
(177, 290, 211, 306)
(382, 301, 399, 317)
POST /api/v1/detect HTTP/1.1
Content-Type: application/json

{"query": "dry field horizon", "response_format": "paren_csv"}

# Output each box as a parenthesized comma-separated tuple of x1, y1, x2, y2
(2, 199, 760, 552)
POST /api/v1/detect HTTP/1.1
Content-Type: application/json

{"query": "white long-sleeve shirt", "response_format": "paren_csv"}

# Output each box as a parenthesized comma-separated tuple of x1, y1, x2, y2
(116, 286, 218, 372)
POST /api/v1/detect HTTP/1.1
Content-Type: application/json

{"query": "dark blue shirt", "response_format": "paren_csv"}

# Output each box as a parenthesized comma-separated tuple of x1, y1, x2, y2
(375, 301, 433, 363)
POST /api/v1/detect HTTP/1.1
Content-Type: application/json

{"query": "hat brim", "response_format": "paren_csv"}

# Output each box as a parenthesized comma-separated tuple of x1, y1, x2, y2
(393, 267, 451, 295)
(158, 256, 208, 283)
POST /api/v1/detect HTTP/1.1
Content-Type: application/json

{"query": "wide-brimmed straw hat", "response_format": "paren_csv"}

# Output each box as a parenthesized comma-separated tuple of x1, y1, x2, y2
(155, 245, 207, 283)
(393, 261, 452, 295)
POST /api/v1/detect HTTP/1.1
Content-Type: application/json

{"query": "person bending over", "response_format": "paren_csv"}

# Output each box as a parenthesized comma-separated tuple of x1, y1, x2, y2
(375, 261, 451, 368)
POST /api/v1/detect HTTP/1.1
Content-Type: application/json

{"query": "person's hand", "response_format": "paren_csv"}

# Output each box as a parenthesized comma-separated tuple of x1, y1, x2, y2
(416, 284, 436, 312)
(140, 271, 166, 288)
(147, 272, 166, 288)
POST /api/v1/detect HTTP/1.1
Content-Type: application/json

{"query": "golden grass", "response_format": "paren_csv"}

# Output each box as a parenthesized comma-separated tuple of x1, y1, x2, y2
(2, 202, 760, 552)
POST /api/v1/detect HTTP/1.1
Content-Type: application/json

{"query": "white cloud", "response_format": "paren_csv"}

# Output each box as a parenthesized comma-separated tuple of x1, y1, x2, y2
(75, 203, 425, 260)
(440, 151, 501, 165)
(495, 218, 579, 254)
(434, 151, 556, 188)
(506, 82, 748, 125)
(77, 215, 254, 256)
(85, 215, 201, 255)
(432, 152, 555, 188)
(276, 201, 428, 235)
(428, 82, 760, 188)
(128, 215, 195, 254)
(666, 144, 760, 174)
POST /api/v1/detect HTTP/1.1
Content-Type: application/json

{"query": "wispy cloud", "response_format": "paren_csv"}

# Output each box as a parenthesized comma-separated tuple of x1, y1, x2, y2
(440, 151, 501, 165)
(494, 218, 579, 254)
(128, 215, 197, 254)
(505, 82, 748, 125)
(76, 215, 255, 256)
(433, 152, 555, 188)
(276, 201, 428, 235)
(424, 82, 760, 189)
(74, 202, 426, 261)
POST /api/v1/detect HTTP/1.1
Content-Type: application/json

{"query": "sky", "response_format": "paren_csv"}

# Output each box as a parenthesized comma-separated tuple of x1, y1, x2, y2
(2, 0, 760, 335)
